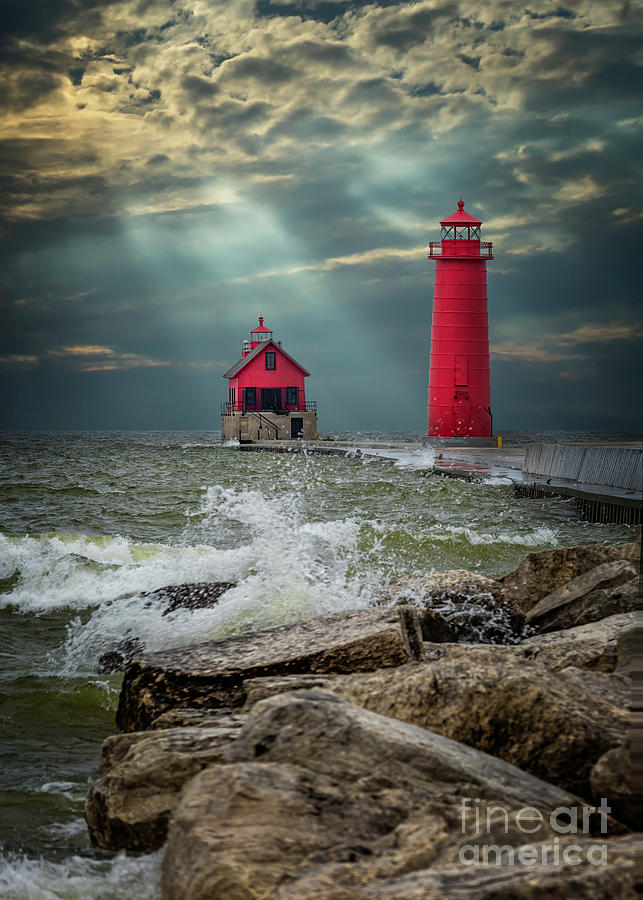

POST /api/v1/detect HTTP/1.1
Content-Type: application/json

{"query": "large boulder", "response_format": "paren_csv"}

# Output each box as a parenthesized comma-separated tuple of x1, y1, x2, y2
(271, 836, 635, 899)
(239, 648, 627, 799)
(591, 744, 631, 827)
(149, 708, 246, 730)
(85, 718, 242, 851)
(519, 612, 634, 672)
(499, 536, 640, 613)
(525, 560, 637, 633)
(161, 691, 627, 900)
(380, 570, 524, 643)
(116, 606, 428, 732)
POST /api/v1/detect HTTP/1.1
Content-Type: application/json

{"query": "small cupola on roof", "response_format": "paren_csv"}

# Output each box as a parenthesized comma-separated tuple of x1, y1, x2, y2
(440, 199, 482, 241)
(250, 316, 273, 350)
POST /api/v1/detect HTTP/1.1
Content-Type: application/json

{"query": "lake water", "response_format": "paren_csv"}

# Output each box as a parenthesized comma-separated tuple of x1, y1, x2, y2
(0, 430, 637, 898)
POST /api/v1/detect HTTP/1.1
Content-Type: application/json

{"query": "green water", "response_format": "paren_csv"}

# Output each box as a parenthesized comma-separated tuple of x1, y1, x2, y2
(0, 431, 636, 897)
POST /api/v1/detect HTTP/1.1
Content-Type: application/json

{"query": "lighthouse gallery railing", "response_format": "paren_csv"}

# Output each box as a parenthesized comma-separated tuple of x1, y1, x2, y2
(427, 241, 493, 258)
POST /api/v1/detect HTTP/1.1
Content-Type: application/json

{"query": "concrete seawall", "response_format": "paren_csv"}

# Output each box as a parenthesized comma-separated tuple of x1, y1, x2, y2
(516, 443, 642, 526)
(523, 444, 641, 492)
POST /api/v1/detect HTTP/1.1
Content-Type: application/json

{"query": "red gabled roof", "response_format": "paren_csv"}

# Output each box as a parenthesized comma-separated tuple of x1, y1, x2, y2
(223, 339, 310, 379)
(440, 199, 482, 226)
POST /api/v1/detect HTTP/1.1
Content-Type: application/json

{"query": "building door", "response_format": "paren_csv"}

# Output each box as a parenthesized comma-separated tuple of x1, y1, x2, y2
(243, 387, 256, 410)
(261, 388, 281, 411)
(453, 406, 470, 436)
(291, 417, 303, 439)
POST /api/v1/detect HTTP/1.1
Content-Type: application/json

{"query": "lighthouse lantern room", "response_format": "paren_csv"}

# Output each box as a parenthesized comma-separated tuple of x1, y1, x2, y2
(221, 317, 318, 442)
(426, 199, 495, 444)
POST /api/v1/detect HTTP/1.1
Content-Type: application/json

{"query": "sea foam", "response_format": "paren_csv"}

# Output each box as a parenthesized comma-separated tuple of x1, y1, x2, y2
(2, 481, 378, 677)
(0, 849, 161, 900)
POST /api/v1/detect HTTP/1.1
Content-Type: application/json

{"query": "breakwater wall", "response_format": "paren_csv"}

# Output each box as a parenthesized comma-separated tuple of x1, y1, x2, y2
(523, 444, 642, 492)
(517, 443, 642, 526)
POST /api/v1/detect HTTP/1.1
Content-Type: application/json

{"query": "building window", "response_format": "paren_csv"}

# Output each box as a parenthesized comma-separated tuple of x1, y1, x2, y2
(244, 387, 256, 407)
(286, 386, 298, 406)
(265, 352, 276, 370)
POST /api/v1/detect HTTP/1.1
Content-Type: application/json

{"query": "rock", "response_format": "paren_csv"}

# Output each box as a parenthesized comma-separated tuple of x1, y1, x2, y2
(499, 536, 640, 614)
(243, 675, 334, 708)
(271, 836, 635, 899)
(616, 619, 641, 676)
(381, 570, 524, 643)
(239, 649, 626, 798)
(97, 636, 144, 674)
(525, 560, 637, 633)
(408, 606, 459, 643)
(162, 690, 625, 900)
(620, 530, 641, 562)
(149, 707, 246, 731)
(520, 612, 635, 672)
(163, 760, 400, 899)
(140, 581, 236, 616)
(591, 744, 631, 827)
(116, 606, 426, 732)
(97, 584, 238, 673)
(85, 722, 242, 851)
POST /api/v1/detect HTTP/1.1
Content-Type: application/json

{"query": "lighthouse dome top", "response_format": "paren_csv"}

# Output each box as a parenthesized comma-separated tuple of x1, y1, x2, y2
(251, 316, 272, 335)
(440, 199, 482, 226)
(249, 315, 273, 351)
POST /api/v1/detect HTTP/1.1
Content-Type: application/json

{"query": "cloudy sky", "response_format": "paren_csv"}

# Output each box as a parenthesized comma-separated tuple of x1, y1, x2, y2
(1, 0, 641, 431)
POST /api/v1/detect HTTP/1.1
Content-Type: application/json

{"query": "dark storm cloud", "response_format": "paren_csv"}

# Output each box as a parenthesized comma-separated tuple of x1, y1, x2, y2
(0, 0, 115, 44)
(224, 54, 295, 84)
(264, 108, 347, 143)
(283, 39, 355, 67)
(0, 1, 123, 113)
(198, 99, 274, 133)
(0, 66, 63, 113)
(181, 74, 220, 102)
(256, 1, 360, 25)
(360, 3, 458, 51)
(0, 0, 642, 430)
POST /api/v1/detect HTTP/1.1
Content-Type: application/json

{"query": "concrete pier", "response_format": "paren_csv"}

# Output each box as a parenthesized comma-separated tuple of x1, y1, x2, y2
(233, 439, 642, 526)
(516, 443, 641, 525)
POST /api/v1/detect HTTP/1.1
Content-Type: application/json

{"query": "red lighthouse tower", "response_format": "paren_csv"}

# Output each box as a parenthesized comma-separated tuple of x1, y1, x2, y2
(427, 199, 494, 442)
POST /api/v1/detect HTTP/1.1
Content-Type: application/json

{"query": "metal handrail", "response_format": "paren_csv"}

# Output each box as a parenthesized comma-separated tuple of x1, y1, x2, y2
(247, 410, 279, 437)
(221, 400, 317, 414)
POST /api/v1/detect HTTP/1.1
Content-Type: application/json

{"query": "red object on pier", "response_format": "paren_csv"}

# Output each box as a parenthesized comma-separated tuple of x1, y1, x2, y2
(426, 199, 493, 438)
(223, 316, 310, 413)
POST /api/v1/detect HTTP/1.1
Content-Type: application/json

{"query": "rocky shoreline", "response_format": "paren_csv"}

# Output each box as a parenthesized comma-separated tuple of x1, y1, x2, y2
(85, 535, 640, 898)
